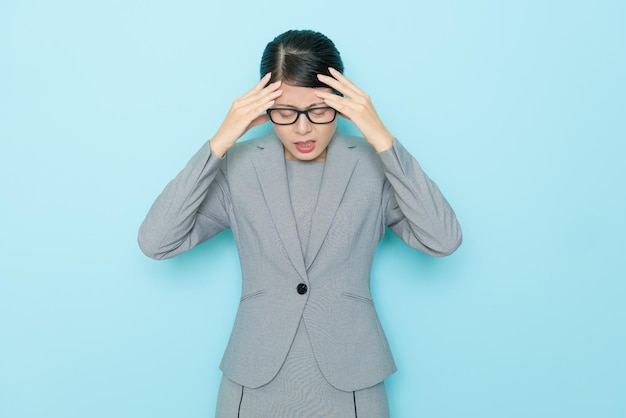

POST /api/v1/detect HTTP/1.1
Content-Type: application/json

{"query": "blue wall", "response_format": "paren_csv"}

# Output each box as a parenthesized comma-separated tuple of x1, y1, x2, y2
(1, 1, 624, 417)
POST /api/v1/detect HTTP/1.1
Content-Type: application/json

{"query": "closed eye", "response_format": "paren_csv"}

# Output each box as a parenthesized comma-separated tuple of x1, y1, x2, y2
(309, 107, 332, 117)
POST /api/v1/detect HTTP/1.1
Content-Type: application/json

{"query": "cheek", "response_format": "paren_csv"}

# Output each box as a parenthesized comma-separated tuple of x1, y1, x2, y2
(273, 126, 291, 143)
(318, 124, 337, 142)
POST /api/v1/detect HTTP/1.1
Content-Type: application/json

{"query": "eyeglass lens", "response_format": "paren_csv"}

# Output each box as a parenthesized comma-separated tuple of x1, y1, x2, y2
(268, 107, 336, 125)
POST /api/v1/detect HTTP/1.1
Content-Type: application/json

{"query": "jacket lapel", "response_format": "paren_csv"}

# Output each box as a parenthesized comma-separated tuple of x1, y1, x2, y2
(305, 133, 359, 269)
(251, 132, 308, 281)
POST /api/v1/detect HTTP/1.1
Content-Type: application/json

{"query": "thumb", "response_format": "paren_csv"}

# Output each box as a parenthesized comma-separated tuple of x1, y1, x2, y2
(247, 114, 270, 131)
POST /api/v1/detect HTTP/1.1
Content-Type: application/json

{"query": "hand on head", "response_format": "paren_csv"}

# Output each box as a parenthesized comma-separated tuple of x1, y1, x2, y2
(316, 68, 394, 152)
(209, 73, 283, 158)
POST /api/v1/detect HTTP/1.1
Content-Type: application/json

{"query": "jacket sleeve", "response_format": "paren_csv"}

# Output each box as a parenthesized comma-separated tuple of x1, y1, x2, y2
(137, 142, 231, 260)
(379, 139, 462, 256)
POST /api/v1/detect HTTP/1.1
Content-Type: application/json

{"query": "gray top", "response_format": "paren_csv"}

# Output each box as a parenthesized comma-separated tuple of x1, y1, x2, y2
(138, 131, 463, 390)
(286, 160, 325, 257)
(251, 162, 389, 414)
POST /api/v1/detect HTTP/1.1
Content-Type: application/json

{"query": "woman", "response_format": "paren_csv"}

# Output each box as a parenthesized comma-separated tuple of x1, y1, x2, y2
(139, 29, 462, 417)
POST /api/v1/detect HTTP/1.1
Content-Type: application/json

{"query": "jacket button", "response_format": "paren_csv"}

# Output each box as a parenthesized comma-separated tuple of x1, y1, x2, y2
(297, 283, 308, 295)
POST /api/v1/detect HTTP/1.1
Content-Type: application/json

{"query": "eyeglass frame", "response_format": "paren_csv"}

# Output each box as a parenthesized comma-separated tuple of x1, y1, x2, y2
(266, 106, 338, 126)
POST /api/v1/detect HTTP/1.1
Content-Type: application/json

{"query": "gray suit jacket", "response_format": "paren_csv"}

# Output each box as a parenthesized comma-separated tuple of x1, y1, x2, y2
(138, 131, 462, 391)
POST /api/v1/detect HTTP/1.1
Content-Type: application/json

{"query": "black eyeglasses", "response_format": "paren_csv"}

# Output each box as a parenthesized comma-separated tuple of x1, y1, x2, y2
(267, 107, 338, 125)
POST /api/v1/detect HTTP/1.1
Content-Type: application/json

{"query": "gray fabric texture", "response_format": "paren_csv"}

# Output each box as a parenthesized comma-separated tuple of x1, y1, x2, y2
(214, 160, 388, 416)
(138, 131, 462, 391)
(215, 320, 390, 417)
(286, 159, 324, 256)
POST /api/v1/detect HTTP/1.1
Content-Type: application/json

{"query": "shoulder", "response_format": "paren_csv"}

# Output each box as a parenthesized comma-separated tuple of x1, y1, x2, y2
(335, 131, 369, 150)
(333, 131, 382, 167)
(224, 132, 276, 164)
(229, 134, 273, 155)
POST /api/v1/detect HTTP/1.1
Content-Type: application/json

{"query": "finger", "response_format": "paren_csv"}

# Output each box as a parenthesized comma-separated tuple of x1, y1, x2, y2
(316, 73, 349, 96)
(256, 93, 280, 113)
(248, 89, 282, 119)
(314, 90, 352, 114)
(241, 73, 276, 99)
(321, 68, 366, 95)
(327, 67, 364, 95)
(248, 113, 271, 130)
(247, 83, 283, 105)
(316, 91, 375, 127)
(317, 73, 363, 101)
(231, 95, 279, 131)
(314, 89, 349, 107)
(237, 84, 282, 109)
(254, 72, 273, 91)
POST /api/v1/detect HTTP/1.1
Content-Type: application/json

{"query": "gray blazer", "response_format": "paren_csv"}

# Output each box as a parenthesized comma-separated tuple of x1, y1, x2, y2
(138, 131, 462, 391)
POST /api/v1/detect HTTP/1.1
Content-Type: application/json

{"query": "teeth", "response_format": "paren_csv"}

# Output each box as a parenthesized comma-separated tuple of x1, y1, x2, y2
(298, 141, 313, 147)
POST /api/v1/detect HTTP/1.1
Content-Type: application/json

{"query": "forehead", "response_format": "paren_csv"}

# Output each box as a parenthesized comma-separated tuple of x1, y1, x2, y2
(276, 83, 332, 108)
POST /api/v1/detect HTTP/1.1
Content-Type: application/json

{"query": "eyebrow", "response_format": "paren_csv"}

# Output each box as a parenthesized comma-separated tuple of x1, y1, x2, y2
(273, 102, 327, 109)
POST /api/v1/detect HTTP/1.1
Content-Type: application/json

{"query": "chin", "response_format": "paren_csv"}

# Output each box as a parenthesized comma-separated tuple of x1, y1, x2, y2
(298, 153, 321, 161)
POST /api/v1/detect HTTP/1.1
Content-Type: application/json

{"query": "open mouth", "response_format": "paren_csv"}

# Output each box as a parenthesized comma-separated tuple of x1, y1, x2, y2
(294, 140, 316, 153)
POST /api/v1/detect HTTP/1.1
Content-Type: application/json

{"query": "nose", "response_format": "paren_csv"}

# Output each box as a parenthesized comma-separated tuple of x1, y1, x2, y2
(294, 112, 312, 135)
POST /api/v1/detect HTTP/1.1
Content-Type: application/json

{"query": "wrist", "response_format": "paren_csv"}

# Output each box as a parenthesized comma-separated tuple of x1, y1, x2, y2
(209, 136, 231, 158)
(369, 131, 395, 153)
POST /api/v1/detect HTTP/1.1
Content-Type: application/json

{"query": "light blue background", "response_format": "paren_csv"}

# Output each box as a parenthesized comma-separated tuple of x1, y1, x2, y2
(1, 1, 624, 417)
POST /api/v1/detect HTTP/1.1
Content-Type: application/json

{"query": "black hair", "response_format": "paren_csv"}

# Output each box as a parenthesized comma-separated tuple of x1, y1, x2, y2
(260, 29, 344, 88)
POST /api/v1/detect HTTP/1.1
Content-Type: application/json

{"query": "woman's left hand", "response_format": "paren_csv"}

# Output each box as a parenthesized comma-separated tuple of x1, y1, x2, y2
(316, 68, 394, 152)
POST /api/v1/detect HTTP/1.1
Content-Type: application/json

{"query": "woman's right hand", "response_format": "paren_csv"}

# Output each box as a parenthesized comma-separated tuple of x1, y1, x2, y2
(209, 73, 282, 158)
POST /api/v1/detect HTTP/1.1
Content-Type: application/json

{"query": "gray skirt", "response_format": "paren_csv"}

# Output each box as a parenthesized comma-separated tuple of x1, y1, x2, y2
(215, 320, 390, 418)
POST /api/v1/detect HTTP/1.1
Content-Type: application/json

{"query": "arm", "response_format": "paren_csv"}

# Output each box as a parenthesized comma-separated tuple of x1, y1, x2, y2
(379, 140, 462, 256)
(138, 74, 283, 259)
(137, 145, 230, 260)
(316, 68, 462, 256)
